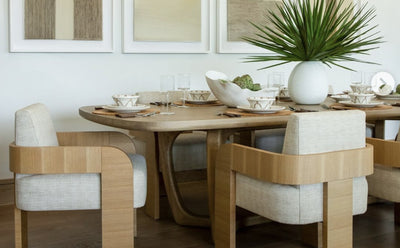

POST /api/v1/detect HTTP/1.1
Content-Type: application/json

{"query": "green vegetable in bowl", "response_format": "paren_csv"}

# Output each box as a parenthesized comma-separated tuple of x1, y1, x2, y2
(396, 84, 400, 94)
(232, 74, 261, 91)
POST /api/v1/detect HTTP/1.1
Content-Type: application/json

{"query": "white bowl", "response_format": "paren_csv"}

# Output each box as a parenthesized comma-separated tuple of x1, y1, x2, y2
(205, 71, 278, 107)
(188, 90, 211, 101)
(350, 84, 372, 94)
(348, 93, 375, 104)
(112, 94, 139, 107)
(247, 97, 275, 110)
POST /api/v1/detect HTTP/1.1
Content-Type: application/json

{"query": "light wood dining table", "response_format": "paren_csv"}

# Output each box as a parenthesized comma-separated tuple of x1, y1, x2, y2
(79, 98, 400, 232)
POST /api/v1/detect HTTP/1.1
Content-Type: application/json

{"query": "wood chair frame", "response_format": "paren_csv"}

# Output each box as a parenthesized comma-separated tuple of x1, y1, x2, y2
(10, 131, 137, 248)
(215, 143, 374, 248)
(366, 137, 400, 225)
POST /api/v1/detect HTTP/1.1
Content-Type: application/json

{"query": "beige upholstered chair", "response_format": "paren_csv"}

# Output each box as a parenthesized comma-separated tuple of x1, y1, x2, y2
(366, 133, 400, 225)
(215, 110, 373, 248)
(10, 103, 147, 248)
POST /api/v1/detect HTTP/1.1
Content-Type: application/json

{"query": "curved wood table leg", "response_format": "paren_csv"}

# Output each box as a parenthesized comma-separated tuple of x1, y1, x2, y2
(158, 131, 210, 227)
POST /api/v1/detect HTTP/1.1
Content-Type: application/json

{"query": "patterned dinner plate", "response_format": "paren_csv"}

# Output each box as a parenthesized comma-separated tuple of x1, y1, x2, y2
(339, 101, 383, 108)
(237, 105, 286, 114)
(102, 104, 150, 113)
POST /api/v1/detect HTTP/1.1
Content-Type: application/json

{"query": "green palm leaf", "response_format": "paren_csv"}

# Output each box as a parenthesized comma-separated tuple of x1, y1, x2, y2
(243, 0, 383, 70)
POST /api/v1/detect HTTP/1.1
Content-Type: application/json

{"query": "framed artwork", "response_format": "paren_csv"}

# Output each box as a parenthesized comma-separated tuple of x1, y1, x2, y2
(217, 0, 282, 53)
(9, 0, 114, 52)
(123, 0, 210, 53)
(217, 0, 356, 54)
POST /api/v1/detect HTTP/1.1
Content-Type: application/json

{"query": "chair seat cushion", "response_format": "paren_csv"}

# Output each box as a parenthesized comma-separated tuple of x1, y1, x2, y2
(236, 174, 368, 225)
(367, 164, 400, 202)
(15, 154, 147, 211)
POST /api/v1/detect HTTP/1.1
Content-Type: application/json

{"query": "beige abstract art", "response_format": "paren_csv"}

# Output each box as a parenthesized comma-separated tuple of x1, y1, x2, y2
(24, 0, 102, 40)
(227, 0, 283, 42)
(134, 0, 201, 42)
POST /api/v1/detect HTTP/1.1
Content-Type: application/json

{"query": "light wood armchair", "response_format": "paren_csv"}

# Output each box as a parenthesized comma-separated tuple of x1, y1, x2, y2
(215, 143, 373, 248)
(10, 103, 147, 248)
(10, 131, 136, 248)
(214, 110, 374, 248)
(366, 137, 400, 224)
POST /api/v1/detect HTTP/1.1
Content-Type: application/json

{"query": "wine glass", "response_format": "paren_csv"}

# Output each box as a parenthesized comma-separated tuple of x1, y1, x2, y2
(160, 75, 175, 115)
(176, 73, 191, 107)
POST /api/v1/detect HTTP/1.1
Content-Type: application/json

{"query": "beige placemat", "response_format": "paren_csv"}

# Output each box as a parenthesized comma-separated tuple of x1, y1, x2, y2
(92, 108, 160, 118)
(330, 103, 392, 111)
(224, 108, 293, 117)
(173, 100, 224, 107)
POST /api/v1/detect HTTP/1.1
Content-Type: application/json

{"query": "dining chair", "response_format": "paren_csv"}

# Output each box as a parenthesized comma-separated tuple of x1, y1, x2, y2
(214, 110, 373, 248)
(366, 133, 400, 225)
(10, 103, 147, 248)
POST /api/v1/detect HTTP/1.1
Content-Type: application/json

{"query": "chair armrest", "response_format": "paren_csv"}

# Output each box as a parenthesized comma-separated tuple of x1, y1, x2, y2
(9, 142, 131, 174)
(216, 143, 373, 185)
(57, 131, 136, 154)
(366, 137, 400, 168)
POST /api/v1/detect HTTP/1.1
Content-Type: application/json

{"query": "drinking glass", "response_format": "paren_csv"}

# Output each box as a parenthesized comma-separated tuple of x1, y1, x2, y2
(176, 73, 191, 107)
(270, 72, 285, 103)
(160, 75, 175, 115)
(350, 71, 363, 85)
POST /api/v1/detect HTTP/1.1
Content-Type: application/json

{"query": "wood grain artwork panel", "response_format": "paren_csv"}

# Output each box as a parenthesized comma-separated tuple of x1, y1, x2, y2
(134, 0, 201, 42)
(24, 0, 102, 40)
(25, 0, 56, 39)
(227, 0, 282, 42)
(74, 0, 103, 40)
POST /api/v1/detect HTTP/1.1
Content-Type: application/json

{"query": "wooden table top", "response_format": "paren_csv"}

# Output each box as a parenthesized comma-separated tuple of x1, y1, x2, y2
(79, 98, 400, 132)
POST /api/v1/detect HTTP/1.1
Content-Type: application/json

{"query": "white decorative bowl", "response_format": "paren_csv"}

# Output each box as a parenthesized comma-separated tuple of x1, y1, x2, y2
(205, 71, 278, 107)
(112, 94, 139, 107)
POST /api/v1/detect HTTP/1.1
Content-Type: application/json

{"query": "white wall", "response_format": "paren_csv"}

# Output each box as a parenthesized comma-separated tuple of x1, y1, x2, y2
(1, 0, 399, 179)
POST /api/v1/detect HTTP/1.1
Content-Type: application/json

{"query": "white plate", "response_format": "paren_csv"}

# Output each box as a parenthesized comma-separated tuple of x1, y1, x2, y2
(237, 105, 286, 114)
(376, 94, 400, 100)
(330, 94, 350, 102)
(339, 101, 383, 108)
(185, 99, 218, 104)
(371, 72, 395, 95)
(103, 104, 150, 113)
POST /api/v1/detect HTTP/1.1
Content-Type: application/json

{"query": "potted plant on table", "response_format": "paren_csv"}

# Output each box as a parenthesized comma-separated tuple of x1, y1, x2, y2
(243, 0, 383, 104)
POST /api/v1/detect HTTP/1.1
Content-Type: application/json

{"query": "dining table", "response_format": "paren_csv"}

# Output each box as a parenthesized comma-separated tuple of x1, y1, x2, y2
(79, 98, 400, 234)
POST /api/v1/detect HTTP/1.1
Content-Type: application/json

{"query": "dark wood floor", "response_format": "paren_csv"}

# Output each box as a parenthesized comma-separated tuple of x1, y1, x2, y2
(1, 180, 400, 248)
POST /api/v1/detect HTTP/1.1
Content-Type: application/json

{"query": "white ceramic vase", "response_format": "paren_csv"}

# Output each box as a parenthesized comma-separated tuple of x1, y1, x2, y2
(288, 61, 329, 105)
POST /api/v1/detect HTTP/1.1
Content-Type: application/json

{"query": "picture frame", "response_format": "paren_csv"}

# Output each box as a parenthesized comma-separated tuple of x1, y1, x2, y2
(122, 0, 210, 53)
(217, 0, 273, 54)
(217, 0, 358, 54)
(9, 0, 114, 53)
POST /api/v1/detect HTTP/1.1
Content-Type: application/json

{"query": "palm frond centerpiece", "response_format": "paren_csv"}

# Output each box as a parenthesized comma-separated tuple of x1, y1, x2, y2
(243, 0, 383, 71)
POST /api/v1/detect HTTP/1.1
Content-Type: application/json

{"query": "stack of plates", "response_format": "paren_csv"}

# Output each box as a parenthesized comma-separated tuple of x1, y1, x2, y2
(236, 105, 285, 114)
(102, 104, 149, 113)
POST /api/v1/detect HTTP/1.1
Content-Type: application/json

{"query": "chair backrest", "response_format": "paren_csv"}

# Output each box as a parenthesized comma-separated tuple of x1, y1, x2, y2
(15, 103, 59, 147)
(282, 110, 365, 155)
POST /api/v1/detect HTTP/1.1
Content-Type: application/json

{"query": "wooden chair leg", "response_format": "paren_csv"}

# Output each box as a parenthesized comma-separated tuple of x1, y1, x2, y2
(215, 164, 236, 247)
(323, 179, 353, 248)
(14, 207, 27, 248)
(301, 223, 322, 248)
(134, 209, 138, 237)
(394, 203, 400, 226)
